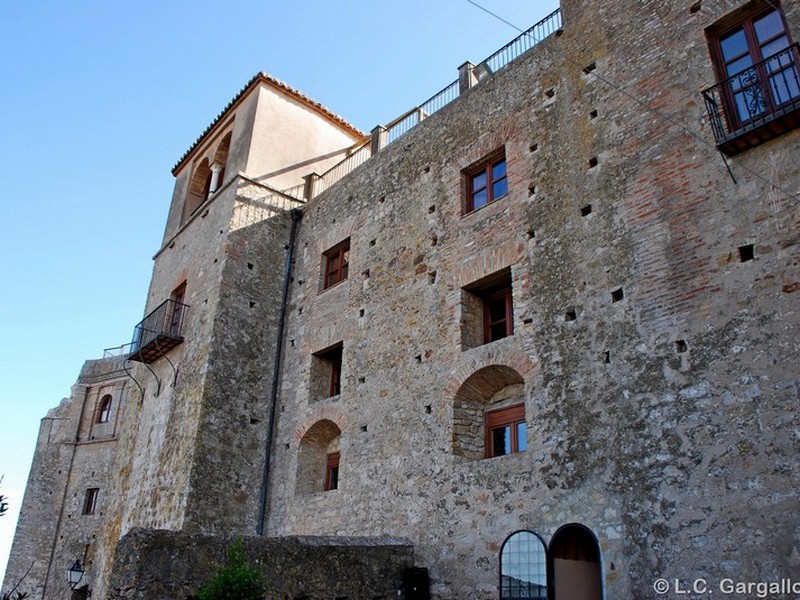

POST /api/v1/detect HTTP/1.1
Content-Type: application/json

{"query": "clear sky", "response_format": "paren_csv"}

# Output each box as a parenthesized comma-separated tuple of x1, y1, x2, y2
(0, 0, 560, 585)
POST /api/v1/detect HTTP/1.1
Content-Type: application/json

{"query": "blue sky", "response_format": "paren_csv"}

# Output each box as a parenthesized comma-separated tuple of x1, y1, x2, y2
(0, 0, 560, 584)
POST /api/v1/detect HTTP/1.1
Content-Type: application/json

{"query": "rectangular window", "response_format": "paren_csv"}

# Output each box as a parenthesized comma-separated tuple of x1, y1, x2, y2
(483, 285, 514, 343)
(311, 343, 343, 399)
(328, 350, 342, 397)
(168, 282, 187, 337)
(325, 452, 340, 491)
(82, 488, 99, 515)
(485, 404, 526, 458)
(712, 8, 798, 123)
(323, 240, 350, 290)
(465, 150, 508, 213)
(461, 268, 514, 349)
(704, 4, 800, 153)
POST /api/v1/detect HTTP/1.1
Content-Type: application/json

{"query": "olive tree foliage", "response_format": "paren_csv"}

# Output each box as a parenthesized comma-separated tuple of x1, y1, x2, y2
(196, 540, 268, 600)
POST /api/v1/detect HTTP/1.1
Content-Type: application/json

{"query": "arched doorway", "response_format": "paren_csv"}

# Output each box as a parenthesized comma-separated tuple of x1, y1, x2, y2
(550, 524, 602, 600)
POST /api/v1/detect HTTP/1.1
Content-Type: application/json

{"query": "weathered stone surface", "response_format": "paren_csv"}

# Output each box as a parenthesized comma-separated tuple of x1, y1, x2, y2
(108, 529, 414, 600)
(6, 1, 800, 598)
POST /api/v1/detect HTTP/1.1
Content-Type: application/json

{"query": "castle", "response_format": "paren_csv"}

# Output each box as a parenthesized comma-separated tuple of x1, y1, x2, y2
(4, 0, 800, 598)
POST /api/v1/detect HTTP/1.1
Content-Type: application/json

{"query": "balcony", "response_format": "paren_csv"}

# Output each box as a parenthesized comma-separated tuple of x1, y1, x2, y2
(703, 43, 800, 156)
(127, 299, 189, 364)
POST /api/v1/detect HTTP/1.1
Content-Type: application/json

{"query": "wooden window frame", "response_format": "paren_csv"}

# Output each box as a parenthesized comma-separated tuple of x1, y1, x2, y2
(485, 404, 526, 458)
(707, 4, 799, 127)
(708, 5, 795, 80)
(314, 343, 343, 398)
(82, 488, 99, 515)
(329, 351, 342, 397)
(465, 150, 508, 214)
(482, 285, 514, 343)
(97, 395, 112, 424)
(323, 240, 350, 290)
(168, 282, 187, 337)
(324, 451, 340, 491)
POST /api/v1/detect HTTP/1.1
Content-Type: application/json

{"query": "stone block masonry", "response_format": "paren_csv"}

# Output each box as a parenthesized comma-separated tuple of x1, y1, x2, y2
(108, 529, 414, 600)
(5, 0, 800, 598)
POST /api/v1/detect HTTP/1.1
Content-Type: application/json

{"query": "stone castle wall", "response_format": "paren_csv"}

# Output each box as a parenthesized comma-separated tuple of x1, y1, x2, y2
(3, 357, 131, 599)
(107, 529, 414, 600)
(5, 0, 800, 597)
(261, 0, 800, 596)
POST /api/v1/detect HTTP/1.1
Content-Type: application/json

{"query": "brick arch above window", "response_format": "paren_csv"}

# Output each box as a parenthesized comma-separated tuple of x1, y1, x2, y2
(293, 407, 347, 443)
(449, 364, 528, 460)
(182, 158, 212, 222)
(443, 349, 536, 401)
(213, 132, 232, 168)
(447, 240, 524, 289)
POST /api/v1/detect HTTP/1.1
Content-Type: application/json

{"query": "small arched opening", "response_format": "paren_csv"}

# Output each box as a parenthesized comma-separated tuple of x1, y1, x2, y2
(211, 132, 232, 191)
(96, 394, 113, 423)
(296, 419, 341, 494)
(550, 524, 603, 600)
(183, 158, 212, 222)
(452, 365, 525, 460)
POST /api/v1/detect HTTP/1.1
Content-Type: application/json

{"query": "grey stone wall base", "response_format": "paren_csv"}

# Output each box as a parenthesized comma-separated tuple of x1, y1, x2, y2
(108, 528, 415, 600)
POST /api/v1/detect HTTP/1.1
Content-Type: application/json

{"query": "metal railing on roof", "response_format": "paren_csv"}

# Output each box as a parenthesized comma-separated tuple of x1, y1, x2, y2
(280, 183, 306, 200)
(318, 141, 373, 194)
(481, 8, 562, 74)
(313, 8, 562, 196)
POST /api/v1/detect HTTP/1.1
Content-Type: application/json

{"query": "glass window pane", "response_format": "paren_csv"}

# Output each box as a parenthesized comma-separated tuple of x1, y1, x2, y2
(726, 56, 753, 78)
(472, 189, 488, 210)
(720, 29, 748, 62)
(761, 35, 789, 61)
(517, 422, 527, 452)
(472, 171, 487, 191)
(329, 467, 339, 490)
(488, 296, 508, 322)
(493, 177, 508, 199)
(492, 159, 507, 179)
(492, 426, 511, 456)
(490, 322, 509, 341)
(754, 10, 784, 44)
(501, 532, 548, 596)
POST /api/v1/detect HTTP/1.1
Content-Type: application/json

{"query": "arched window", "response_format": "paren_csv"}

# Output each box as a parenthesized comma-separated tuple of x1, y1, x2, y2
(212, 132, 232, 190)
(452, 365, 526, 460)
(550, 524, 602, 600)
(296, 420, 342, 494)
(499, 530, 548, 599)
(97, 395, 112, 423)
(183, 158, 212, 223)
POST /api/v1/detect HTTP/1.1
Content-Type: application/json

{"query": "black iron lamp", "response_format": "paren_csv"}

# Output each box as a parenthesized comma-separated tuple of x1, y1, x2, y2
(67, 560, 84, 588)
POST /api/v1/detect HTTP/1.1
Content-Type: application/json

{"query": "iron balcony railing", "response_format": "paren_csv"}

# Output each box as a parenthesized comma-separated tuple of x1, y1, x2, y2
(703, 43, 800, 155)
(128, 298, 189, 364)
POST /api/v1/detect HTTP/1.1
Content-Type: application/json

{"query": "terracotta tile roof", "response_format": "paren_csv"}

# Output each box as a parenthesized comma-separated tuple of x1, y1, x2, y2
(172, 72, 366, 175)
